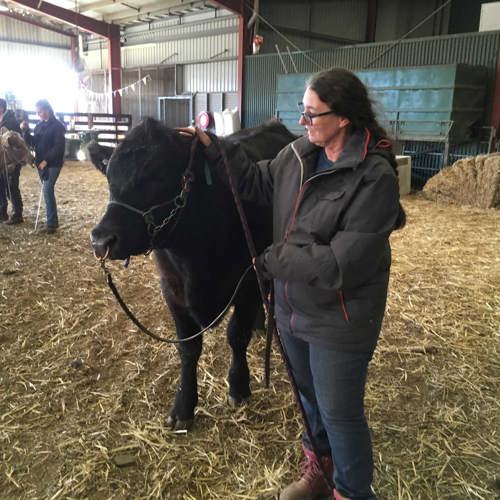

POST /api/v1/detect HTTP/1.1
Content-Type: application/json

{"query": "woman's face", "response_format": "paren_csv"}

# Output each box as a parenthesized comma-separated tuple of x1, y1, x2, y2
(36, 107, 50, 121)
(299, 87, 349, 147)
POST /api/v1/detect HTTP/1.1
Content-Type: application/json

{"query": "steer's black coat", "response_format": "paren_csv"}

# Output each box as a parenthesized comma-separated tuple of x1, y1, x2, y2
(89, 118, 296, 429)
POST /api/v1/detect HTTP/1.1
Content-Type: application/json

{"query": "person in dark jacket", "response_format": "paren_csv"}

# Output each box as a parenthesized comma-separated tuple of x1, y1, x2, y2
(21, 99, 66, 233)
(180, 68, 406, 500)
(0, 98, 24, 224)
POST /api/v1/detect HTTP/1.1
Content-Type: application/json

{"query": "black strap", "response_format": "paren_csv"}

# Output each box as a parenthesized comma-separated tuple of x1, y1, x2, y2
(215, 139, 334, 491)
(102, 262, 253, 344)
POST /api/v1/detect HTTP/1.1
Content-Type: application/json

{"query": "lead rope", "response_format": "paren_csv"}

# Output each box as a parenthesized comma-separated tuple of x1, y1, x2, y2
(215, 139, 335, 491)
(100, 258, 253, 344)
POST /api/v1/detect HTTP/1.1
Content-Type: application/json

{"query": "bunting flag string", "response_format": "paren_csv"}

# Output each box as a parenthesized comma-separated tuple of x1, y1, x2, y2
(80, 74, 152, 98)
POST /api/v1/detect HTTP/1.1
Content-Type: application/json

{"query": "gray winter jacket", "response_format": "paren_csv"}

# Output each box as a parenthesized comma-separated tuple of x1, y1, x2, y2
(206, 128, 404, 352)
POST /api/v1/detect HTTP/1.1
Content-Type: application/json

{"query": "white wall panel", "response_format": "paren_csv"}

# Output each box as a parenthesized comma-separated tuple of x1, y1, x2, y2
(0, 16, 70, 47)
(82, 14, 239, 95)
(182, 60, 237, 93)
(84, 15, 237, 71)
(0, 40, 71, 62)
(120, 31, 237, 68)
(82, 45, 109, 70)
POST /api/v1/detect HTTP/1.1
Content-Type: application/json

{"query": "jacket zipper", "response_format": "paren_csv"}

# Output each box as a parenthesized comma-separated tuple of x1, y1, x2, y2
(284, 145, 344, 333)
(284, 144, 358, 332)
(283, 145, 307, 334)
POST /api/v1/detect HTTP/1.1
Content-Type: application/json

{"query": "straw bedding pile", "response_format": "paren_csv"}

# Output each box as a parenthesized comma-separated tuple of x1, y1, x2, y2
(422, 153, 500, 209)
(0, 163, 498, 499)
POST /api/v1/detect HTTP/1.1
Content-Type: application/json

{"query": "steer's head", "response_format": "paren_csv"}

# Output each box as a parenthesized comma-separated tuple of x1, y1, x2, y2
(90, 118, 193, 260)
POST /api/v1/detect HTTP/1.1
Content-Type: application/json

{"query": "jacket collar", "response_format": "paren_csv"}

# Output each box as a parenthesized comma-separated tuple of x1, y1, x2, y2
(291, 128, 372, 179)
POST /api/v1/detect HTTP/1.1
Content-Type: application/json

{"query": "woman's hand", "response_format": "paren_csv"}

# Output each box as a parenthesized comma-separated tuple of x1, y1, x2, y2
(38, 160, 47, 170)
(176, 126, 212, 147)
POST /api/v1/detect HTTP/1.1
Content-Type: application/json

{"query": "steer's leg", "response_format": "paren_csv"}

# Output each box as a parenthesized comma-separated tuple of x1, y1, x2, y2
(226, 290, 260, 405)
(165, 308, 203, 430)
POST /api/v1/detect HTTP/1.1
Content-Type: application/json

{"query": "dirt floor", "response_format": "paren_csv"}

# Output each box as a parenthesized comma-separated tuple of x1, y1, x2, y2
(0, 162, 498, 499)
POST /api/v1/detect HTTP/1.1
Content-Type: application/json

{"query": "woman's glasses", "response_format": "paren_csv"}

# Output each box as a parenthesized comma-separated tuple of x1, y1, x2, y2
(298, 102, 336, 125)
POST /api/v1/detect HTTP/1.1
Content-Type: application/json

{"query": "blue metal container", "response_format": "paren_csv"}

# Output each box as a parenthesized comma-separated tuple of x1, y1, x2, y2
(275, 64, 486, 143)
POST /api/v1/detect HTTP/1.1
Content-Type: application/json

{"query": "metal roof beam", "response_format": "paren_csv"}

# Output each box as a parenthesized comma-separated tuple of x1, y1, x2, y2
(10, 0, 120, 37)
(80, 0, 121, 12)
(210, 0, 243, 16)
(0, 10, 77, 37)
(103, 0, 210, 23)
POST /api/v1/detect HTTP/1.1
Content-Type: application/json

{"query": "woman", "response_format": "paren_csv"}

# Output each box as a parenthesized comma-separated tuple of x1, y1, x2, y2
(21, 99, 66, 234)
(181, 68, 405, 500)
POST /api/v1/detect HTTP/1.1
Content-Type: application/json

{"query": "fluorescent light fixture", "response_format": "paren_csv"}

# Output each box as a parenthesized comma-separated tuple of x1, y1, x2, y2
(0, 1, 10, 12)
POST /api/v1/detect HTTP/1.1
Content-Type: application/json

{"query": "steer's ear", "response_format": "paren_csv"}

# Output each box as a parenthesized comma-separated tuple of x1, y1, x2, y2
(87, 141, 113, 175)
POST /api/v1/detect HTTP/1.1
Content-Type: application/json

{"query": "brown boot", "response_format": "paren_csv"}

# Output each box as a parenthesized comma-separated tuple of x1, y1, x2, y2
(280, 447, 333, 500)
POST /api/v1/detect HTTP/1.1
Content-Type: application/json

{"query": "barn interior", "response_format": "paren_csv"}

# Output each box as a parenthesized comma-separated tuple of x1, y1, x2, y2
(0, 1, 499, 499)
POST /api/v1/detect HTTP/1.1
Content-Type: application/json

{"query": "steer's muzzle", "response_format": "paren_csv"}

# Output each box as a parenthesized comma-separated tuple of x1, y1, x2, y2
(90, 229, 117, 259)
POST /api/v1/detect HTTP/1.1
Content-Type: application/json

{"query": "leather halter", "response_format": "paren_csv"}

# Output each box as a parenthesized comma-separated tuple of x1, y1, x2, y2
(107, 135, 199, 249)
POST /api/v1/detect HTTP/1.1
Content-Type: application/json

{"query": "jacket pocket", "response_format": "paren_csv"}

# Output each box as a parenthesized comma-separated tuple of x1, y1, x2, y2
(319, 190, 345, 202)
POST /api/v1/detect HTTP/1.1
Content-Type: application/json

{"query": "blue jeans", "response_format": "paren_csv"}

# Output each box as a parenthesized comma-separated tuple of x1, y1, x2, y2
(38, 167, 62, 227)
(280, 324, 376, 499)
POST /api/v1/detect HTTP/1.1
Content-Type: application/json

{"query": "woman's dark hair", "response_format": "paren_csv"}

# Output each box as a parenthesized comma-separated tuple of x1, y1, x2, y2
(35, 99, 54, 116)
(306, 68, 388, 144)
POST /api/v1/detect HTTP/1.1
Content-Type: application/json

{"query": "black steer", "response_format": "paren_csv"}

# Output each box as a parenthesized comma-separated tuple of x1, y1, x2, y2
(89, 118, 296, 429)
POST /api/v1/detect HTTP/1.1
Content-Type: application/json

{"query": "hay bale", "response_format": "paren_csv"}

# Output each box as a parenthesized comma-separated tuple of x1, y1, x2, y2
(422, 153, 500, 208)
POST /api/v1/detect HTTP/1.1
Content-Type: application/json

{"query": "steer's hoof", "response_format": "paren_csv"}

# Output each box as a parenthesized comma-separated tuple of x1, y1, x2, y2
(227, 395, 249, 407)
(165, 414, 194, 431)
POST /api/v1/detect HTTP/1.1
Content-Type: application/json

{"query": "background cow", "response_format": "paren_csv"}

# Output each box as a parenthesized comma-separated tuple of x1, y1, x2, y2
(0, 127, 33, 173)
(89, 118, 296, 429)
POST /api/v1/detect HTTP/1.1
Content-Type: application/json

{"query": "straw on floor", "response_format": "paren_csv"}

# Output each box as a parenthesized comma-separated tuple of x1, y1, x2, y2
(0, 162, 498, 499)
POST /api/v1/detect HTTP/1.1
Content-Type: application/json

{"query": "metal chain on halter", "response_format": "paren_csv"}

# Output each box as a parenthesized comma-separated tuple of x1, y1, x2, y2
(147, 138, 198, 241)
(146, 194, 186, 237)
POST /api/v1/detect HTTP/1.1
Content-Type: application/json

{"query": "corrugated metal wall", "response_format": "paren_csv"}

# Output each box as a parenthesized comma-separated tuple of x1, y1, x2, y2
(81, 13, 238, 117)
(244, 30, 500, 128)
(257, 0, 451, 54)
(0, 16, 70, 48)
(80, 71, 110, 114)
(259, 0, 368, 52)
(375, 0, 450, 41)
(83, 15, 237, 73)
(0, 40, 71, 62)
(121, 32, 237, 68)
(122, 67, 176, 125)
(183, 60, 237, 93)
(0, 16, 71, 68)
(0, 17, 73, 111)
